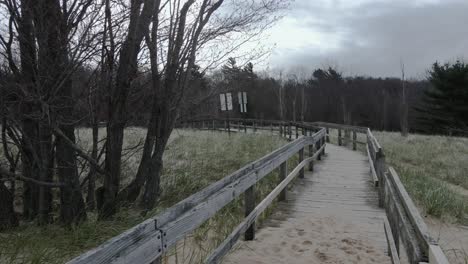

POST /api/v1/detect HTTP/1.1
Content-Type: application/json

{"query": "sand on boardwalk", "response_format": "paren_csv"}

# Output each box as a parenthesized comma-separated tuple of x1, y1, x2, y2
(223, 214, 391, 264)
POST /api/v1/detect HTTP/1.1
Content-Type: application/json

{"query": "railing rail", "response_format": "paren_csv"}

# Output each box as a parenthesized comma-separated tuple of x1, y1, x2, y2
(69, 121, 326, 264)
(69, 118, 449, 264)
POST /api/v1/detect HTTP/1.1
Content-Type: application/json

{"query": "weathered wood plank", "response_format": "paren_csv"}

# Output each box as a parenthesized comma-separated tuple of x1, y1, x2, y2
(383, 171, 424, 264)
(244, 185, 256, 240)
(366, 143, 379, 186)
(428, 245, 449, 264)
(388, 167, 433, 252)
(384, 217, 401, 264)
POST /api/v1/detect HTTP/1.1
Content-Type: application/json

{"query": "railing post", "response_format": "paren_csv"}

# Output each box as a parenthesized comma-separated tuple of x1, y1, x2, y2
(316, 139, 321, 160)
(326, 128, 330, 142)
(299, 148, 304, 178)
(375, 150, 386, 208)
(352, 131, 357, 150)
(244, 185, 256, 240)
(279, 161, 287, 201)
(338, 128, 342, 146)
(288, 122, 292, 140)
(244, 121, 247, 133)
(295, 125, 299, 139)
(321, 137, 326, 156)
(308, 143, 314, 171)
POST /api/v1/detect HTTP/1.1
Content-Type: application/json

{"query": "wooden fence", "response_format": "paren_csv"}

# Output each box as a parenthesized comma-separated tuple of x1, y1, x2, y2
(68, 121, 326, 264)
(69, 119, 449, 264)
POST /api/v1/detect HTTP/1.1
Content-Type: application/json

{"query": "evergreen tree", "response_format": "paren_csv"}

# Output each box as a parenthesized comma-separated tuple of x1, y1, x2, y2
(419, 61, 468, 133)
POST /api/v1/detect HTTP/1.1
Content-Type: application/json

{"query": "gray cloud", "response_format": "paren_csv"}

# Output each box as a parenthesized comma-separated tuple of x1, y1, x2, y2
(267, 0, 468, 78)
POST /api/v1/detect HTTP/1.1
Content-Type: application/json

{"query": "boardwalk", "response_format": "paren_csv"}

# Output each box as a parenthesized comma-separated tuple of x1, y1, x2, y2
(223, 144, 391, 263)
(70, 120, 449, 264)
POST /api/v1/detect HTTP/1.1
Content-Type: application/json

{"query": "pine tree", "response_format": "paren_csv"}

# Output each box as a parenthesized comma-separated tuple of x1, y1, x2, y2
(419, 61, 468, 133)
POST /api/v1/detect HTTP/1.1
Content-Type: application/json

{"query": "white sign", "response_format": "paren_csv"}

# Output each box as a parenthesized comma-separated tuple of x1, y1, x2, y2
(220, 93, 233, 111)
(220, 94, 226, 111)
(238, 91, 247, 113)
(226, 93, 233, 110)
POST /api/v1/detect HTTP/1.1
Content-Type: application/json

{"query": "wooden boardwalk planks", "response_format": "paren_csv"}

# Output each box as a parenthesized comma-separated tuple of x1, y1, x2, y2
(223, 144, 391, 263)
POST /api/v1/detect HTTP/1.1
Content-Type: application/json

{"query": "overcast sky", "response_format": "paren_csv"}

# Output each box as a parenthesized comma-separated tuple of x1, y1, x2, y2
(259, 0, 468, 78)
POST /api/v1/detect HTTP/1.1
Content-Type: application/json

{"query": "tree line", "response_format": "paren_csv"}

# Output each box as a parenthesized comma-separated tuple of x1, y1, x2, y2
(182, 59, 468, 135)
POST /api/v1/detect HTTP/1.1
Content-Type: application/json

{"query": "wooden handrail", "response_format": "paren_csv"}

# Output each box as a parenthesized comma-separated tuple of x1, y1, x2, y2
(68, 126, 326, 264)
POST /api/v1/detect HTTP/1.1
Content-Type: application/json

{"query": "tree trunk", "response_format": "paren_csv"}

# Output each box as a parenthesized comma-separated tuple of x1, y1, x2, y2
(56, 125, 87, 224)
(99, 0, 156, 219)
(86, 122, 99, 210)
(119, 110, 157, 203)
(401, 85, 409, 136)
(0, 183, 18, 230)
(37, 124, 53, 225)
(18, 0, 40, 221)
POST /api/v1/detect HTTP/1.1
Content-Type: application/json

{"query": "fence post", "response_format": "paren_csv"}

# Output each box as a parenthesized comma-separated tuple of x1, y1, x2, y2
(299, 148, 304, 178)
(338, 128, 342, 146)
(375, 150, 385, 207)
(352, 131, 357, 150)
(288, 122, 292, 140)
(295, 125, 299, 139)
(322, 137, 326, 155)
(316, 140, 321, 160)
(244, 121, 247, 133)
(308, 143, 314, 171)
(279, 161, 287, 201)
(326, 128, 330, 142)
(245, 185, 256, 240)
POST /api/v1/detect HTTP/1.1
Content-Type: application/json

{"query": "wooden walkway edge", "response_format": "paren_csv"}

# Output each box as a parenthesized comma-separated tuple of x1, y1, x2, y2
(222, 144, 392, 263)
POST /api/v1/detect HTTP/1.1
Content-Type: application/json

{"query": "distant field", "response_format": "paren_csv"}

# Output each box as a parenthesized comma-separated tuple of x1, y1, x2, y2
(0, 129, 290, 264)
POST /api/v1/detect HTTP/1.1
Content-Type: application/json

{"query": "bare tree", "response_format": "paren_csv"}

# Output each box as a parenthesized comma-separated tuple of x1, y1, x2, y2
(118, 0, 287, 211)
(400, 60, 409, 136)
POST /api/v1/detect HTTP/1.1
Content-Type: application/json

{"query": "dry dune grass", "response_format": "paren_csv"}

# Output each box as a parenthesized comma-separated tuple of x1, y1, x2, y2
(0, 129, 289, 264)
(373, 131, 468, 223)
(373, 131, 468, 264)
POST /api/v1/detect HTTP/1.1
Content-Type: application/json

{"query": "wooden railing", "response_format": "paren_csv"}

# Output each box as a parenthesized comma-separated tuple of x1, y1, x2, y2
(311, 121, 449, 264)
(69, 118, 449, 264)
(68, 121, 326, 264)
